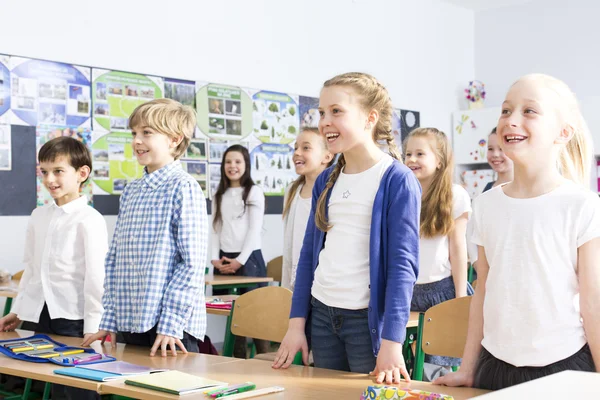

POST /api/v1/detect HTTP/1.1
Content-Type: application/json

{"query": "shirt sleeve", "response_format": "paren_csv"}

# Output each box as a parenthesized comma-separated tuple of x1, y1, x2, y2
(577, 192, 600, 248)
(81, 213, 108, 334)
(158, 181, 207, 338)
(235, 186, 265, 265)
(281, 185, 293, 290)
(470, 196, 484, 247)
(11, 213, 36, 317)
(452, 185, 472, 220)
(210, 212, 221, 262)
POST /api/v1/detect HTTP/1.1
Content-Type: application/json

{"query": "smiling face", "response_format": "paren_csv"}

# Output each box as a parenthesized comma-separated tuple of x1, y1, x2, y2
(404, 135, 439, 183)
(224, 150, 246, 186)
(293, 129, 333, 178)
(39, 156, 88, 206)
(131, 125, 181, 173)
(486, 132, 513, 174)
(497, 78, 565, 164)
(318, 85, 372, 155)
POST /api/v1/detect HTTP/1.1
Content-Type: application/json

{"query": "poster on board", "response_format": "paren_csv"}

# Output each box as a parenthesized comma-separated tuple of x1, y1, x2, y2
(0, 55, 10, 124)
(0, 124, 11, 171)
(196, 83, 253, 141)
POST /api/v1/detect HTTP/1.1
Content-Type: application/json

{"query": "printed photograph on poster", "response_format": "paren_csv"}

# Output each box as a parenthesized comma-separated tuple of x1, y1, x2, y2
(250, 143, 297, 196)
(0, 124, 11, 171)
(0, 55, 11, 124)
(185, 139, 207, 160)
(185, 161, 207, 181)
(92, 69, 163, 132)
(299, 96, 319, 128)
(252, 90, 299, 144)
(209, 141, 228, 163)
(196, 83, 253, 140)
(209, 163, 221, 199)
(9, 57, 91, 127)
(91, 130, 145, 195)
(164, 78, 195, 107)
(36, 125, 93, 206)
(400, 109, 420, 144)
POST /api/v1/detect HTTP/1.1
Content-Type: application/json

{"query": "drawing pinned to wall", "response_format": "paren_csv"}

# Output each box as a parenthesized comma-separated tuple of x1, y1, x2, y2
(10, 57, 91, 127)
(252, 90, 299, 144)
(0, 124, 11, 171)
(92, 69, 163, 132)
(455, 114, 469, 134)
(164, 78, 195, 107)
(36, 125, 93, 206)
(299, 96, 319, 128)
(196, 83, 253, 140)
(91, 131, 144, 194)
(251, 143, 297, 196)
(461, 169, 494, 200)
(399, 109, 420, 145)
(468, 139, 487, 162)
(0, 55, 10, 124)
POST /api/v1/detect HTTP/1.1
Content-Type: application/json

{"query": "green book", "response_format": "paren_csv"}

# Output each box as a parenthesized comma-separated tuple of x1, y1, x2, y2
(125, 370, 227, 395)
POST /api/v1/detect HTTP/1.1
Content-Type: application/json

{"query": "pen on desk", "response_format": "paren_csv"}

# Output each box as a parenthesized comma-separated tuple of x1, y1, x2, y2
(73, 354, 103, 364)
(214, 383, 256, 398)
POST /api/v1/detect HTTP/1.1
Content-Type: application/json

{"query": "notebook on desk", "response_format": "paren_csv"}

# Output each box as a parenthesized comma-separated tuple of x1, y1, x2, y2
(54, 361, 167, 382)
(125, 370, 227, 395)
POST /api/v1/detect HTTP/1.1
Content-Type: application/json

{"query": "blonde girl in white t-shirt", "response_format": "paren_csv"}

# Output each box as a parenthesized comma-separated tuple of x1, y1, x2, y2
(282, 127, 333, 291)
(435, 74, 600, 390)
(404, 127, 473, 368)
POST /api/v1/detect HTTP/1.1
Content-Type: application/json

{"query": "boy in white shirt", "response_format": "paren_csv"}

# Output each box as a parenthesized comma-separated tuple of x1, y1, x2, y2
(0, 136, 107, 399)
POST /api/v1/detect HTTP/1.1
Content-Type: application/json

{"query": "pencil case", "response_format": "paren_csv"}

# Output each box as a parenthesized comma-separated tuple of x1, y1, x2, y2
(361, 385, 454, 400)
(0, 334, 116, 366)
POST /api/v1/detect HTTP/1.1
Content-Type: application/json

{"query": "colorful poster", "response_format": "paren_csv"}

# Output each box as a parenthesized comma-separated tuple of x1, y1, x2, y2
(180, 137, 208, 196)
(91, 131, 144, 194)
(400, 109, 420, 144)
(164, 78, 195, 107)
(250, 143, 297, 196)
(208, 140, 228, 163)
(92, 69, 163, 132)
(0, 124, 11, 171)
(461, 169, 494, 200)
(10, 57, 91, 127)
(181, 160, 207, 195)
(0, 55, 10, 124)
(299, 95, 319, 129)
(196, 83, 253, 140)
(252, 91, 299, 144)
(35, 125, 93, 206)
(209, 163, 221, 199)
(184, 138, 207, 161)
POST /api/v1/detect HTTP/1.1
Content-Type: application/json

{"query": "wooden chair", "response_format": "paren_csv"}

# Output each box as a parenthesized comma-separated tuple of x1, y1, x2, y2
(266, 256, 283, 286)
(472, 279, 478, 289)
(412, 296, 472, 380)
(11, 270, 23, 280)
(223, 286, 302, 364)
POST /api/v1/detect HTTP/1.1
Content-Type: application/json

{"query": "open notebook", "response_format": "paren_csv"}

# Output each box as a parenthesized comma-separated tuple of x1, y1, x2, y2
(54, 361, 167, 382)
(125, 370, 227, 395)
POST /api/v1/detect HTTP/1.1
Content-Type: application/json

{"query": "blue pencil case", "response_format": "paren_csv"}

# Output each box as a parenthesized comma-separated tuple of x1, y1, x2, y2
(0, 334, 116, 366)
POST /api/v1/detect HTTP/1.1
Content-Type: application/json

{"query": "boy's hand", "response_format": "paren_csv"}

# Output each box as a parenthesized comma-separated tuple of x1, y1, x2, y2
(218, 257, 242, 274)
(150, 334, 188, 357)
(0, 313, 21, 332)
(370, 339, 411, 384)
(81, 330, 116, 348)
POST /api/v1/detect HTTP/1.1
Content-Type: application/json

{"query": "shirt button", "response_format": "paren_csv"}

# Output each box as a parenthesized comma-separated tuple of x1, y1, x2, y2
(371, 329, 376, 334)
(368, 307, 372, 312)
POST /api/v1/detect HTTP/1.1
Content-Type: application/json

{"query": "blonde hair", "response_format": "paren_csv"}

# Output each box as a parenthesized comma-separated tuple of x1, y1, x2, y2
(514, 74, 593, 185)
(404, 128, 454, 238)
(129, 98, 196, 159)
(282, 127, 334, 219)
(314, 72, 401, 232)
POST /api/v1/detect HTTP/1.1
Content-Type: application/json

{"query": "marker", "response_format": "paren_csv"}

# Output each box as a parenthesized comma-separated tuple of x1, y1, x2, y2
(214, 383, 256, 398)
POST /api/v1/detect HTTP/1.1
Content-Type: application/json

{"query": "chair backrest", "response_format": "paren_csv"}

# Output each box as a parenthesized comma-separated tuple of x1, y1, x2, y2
(472, 279, 477, 289)
(12, 270, 23, 280)
(422, 296, 472, 358)
(266, 256, 283, 284)
(230, 286, 292, 342)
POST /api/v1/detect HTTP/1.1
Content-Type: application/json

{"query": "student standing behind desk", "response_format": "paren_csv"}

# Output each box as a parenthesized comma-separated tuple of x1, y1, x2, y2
(0, 136, 108, 400)
(83, 99, 208, 357)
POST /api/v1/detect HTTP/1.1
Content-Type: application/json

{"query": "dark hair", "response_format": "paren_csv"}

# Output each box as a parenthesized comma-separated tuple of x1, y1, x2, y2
(490, 127, 497, 135)
(38, 136, 92, 185)
(212, 145, 254, 230)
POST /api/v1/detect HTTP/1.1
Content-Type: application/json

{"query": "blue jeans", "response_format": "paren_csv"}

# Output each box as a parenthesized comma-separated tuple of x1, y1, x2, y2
(310, 297, 376, 373)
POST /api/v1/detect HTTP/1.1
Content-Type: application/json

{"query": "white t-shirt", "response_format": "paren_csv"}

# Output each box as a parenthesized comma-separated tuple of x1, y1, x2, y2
(472, 181, 600, 367)
(417, 184, 472, 284)
(211, 185, 264, 264)
(312, 155, 394, 310)
(290, 192, 311, 289)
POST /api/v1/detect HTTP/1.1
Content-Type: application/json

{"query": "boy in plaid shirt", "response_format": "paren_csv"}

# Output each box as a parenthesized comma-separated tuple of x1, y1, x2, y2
(83, 99, 208, 356)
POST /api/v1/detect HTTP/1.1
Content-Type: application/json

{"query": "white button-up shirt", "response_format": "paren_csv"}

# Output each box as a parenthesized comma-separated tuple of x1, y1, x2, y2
(12, 196, 108, 334)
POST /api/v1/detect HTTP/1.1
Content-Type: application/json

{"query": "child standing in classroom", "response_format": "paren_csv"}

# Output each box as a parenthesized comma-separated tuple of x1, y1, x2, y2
(0, 136, 107, 400)
(435, 74, 600, 390)
(404, 128, 472, 373)
(210, 144, 270, 358)
(82, 99, 208, 356)
(272, 72, 421, 385)
(282, 127, 334, 291)
(482, 127, 514, 193)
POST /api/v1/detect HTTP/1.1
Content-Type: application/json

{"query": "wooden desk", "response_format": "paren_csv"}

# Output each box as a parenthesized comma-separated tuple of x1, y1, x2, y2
(206, 275, 273, 290)
(473, 370, 599, 398)
(0, 330, 241, 394)
(0, 279, 19, 316)
(101, 358, 490, 400)
(205, 295, 238, 317)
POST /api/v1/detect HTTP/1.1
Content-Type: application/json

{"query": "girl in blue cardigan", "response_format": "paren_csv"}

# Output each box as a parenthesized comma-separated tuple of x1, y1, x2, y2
(272, 72, 421, 385)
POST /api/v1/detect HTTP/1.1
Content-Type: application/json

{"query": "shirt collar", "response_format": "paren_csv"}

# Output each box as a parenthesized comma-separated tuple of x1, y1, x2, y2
(52, 195, 88, 214)
(142, 160, 181, 190)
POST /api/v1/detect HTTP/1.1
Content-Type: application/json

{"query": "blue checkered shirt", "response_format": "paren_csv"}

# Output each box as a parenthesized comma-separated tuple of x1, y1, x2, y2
(99, 161, 208, 339)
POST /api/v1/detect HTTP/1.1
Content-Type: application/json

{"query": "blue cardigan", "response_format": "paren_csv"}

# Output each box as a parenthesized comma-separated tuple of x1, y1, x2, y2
(289, 159, 421, 356)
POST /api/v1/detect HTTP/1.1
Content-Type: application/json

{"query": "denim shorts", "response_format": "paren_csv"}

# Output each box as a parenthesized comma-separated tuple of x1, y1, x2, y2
(309, 296, 376, 374)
